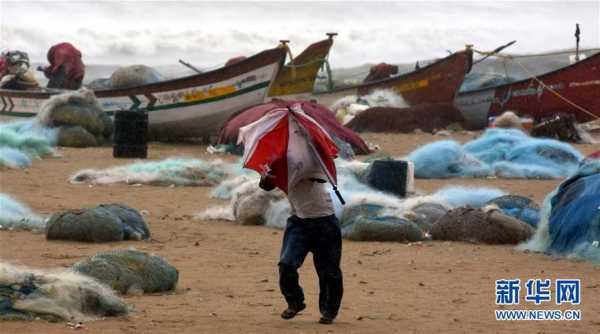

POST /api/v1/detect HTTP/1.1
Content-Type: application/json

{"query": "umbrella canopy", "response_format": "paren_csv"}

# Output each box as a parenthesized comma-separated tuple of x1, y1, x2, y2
(218, 99, 370, 155)
(238, 103, 345, 203)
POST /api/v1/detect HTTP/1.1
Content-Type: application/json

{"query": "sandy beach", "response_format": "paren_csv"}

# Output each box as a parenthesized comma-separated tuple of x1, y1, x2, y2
(0, 132, 598, 334)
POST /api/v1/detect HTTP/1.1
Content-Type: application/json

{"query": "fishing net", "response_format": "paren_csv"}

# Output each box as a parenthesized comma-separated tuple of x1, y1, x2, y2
(0, 193, 46, 231)
(484, 195, 540, 228)
(37, 88, 107, 137)
(70, 158, 237, 186)
(72, 249, 178, 294)
(330, 89, 409, 125)
(197, 157, 536, 244)
(0, 120, 56, 168)
(340, 203, 425, 242)
(347, 103, 465, 133)
(46, 204, 149, 242)
(519, 159, 600, 264)
(431, 207, 534, 244)
(0, 263, 128, 321)
(109, 65, 164, 89)
(408, 128, 582, 178)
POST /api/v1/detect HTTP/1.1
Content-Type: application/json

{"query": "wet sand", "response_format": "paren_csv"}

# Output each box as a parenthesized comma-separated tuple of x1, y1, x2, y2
(1, 132, 599, 334)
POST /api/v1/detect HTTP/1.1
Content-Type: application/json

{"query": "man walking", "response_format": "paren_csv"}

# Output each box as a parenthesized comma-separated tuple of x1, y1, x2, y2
(259, 119, 343, 324)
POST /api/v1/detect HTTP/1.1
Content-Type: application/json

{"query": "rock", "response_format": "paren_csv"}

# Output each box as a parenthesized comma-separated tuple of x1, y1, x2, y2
(45, 204, 149, 242)
(341, 204, 425, 242)
(57, 125, 98, 147)
(431, 207, 534, 244)
(110, 65, 164, 89)
(72, 249, 178, 294)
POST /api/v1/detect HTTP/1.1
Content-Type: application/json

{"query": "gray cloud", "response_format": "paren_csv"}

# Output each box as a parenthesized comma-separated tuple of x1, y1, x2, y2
(1, 1, 598, 67)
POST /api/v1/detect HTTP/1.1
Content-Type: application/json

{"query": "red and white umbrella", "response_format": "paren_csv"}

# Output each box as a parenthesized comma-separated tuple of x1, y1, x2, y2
(238, 103, 345, 204)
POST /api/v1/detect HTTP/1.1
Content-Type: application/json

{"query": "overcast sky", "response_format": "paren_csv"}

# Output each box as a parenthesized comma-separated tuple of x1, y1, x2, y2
(1, 1, 599, 67)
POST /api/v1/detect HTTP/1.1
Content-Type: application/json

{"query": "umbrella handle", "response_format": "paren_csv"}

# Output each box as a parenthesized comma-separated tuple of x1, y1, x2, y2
(333, 186, 346, 205)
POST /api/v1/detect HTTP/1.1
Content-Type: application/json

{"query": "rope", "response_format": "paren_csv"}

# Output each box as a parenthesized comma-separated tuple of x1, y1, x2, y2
(474, 48, 600, 58)
(473, 49, 599, 120)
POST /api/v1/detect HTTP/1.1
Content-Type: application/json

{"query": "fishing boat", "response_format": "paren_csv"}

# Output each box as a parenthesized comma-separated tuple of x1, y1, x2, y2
(455, 51, 600, 129)
(313, 48, 474, 106)
(267, 35, 335, 99)
(0, 47, 287, 139)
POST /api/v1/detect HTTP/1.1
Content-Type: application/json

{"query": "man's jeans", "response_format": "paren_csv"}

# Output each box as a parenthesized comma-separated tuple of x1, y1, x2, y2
(278, 214, 343, 318)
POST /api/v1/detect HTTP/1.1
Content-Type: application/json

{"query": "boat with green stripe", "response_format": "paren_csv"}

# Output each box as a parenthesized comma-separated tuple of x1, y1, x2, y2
(0, 47, 287, 140)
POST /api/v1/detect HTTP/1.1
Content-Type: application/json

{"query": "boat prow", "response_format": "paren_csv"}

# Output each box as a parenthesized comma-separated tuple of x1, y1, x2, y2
(267, 37, 334, 99)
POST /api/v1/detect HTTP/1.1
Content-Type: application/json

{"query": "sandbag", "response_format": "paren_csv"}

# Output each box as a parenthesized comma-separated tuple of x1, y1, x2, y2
(110, 65, 164, 89)
(341, 204, 425, 242)
(0, 263, 128, 321)
(72, 249, 178, 294)
(57, 125, 98, 147)
(431, 207, 534, 244)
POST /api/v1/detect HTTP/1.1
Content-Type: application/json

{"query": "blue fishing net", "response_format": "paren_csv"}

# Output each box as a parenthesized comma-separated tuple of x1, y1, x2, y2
(547, 161, 600, 263)
(0, 119, 56, 168)
(408, 128, 582, 179)
(0, 193, 46, 231)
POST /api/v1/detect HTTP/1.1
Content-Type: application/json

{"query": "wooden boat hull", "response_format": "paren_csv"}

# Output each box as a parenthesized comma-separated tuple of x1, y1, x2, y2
(0, 48, 287, 139)
(267, 38, 333, 99)
(455, 52, 600, 129)
(314, 49, 473, 106)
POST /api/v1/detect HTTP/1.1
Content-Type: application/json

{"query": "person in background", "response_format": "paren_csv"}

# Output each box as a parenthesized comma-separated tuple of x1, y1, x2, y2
(259, 152, 344, 324)
(40, 42, 85, 90)
(0, 50, 39, 90)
